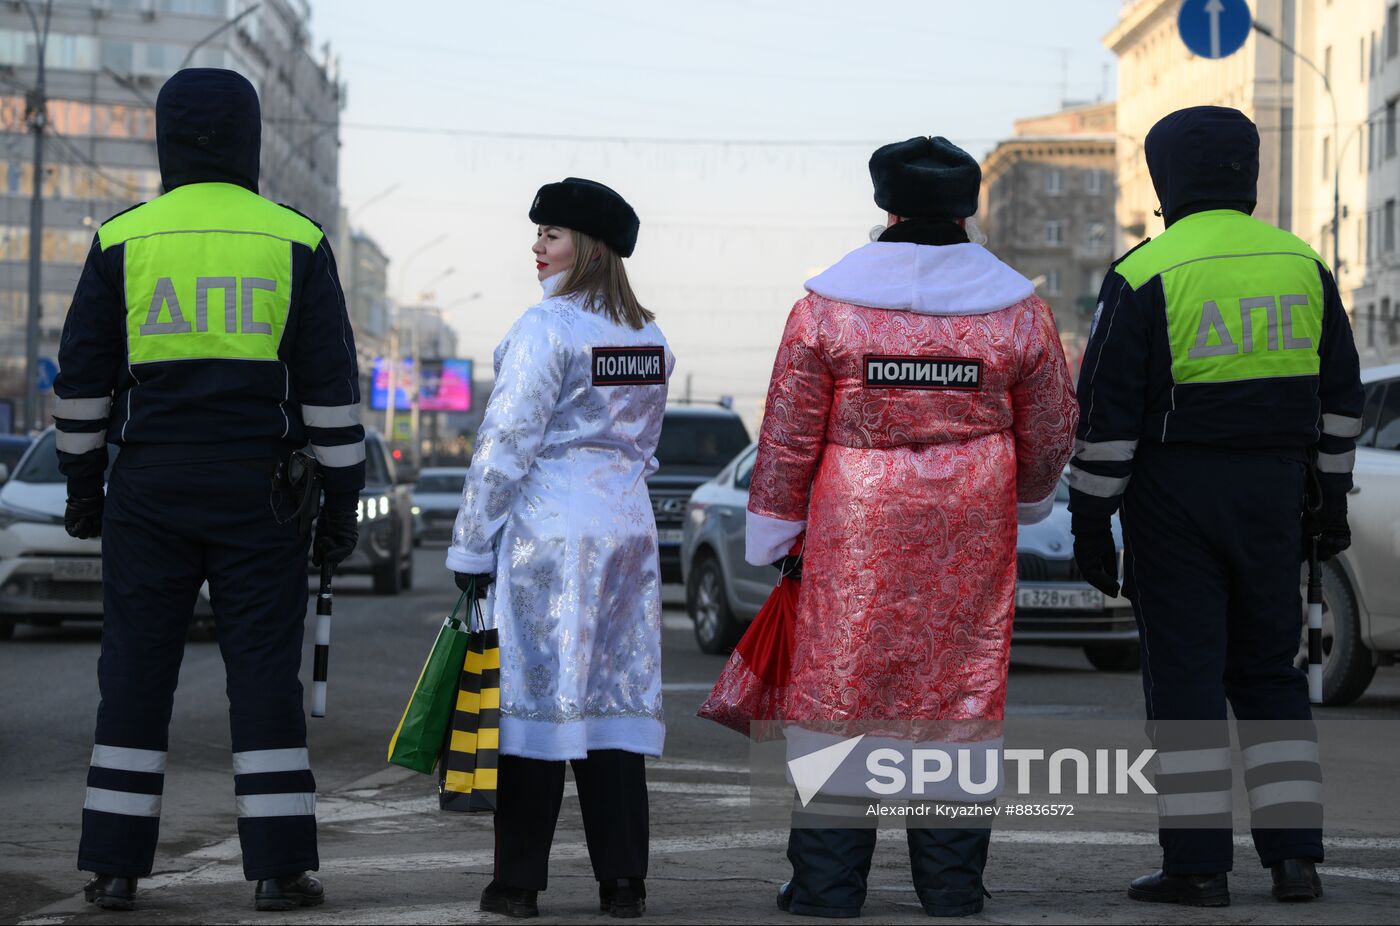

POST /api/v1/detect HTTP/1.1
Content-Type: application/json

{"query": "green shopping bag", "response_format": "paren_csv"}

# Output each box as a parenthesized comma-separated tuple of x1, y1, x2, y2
(387, 592, 472, 774)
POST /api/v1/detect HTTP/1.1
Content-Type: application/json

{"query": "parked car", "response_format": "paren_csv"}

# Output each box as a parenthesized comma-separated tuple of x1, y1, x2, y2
(0, 428, 212, 639)
(411, 467, 469, 545)
(1304, 363, 1400, 704)
(321, 429, 416, 595)
(648, 405, 751, 584)
(681, 446, 1137, 668)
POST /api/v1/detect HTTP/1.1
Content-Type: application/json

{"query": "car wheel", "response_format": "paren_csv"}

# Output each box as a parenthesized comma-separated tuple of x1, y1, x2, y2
(0, 619, 13, 641)
(1083, 642, 1140, 671)
(688, 555, 742, 655)
(1296, 561, 1375, 706)
(373, 549, 402, 595)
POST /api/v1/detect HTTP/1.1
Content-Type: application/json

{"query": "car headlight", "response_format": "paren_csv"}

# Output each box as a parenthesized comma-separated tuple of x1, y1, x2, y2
(0, 500, 62, 529)
(357, 495, 391, 524)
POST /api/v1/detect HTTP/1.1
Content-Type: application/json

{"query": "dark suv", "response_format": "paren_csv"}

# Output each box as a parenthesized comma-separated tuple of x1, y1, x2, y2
(649, 405, 751, 583)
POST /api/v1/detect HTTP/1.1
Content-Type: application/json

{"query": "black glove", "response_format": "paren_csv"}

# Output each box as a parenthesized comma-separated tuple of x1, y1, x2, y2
(312, 505, 358, 567)
(770, 555, 803, 582)
(1302, 493, 1350, 562)
(1071, 513, 1119, 598)
(454, 572, 494, 598)
(64, 494, 104, 540)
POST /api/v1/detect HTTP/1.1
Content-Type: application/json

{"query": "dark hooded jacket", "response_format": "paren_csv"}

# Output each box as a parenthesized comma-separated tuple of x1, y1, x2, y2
(53, 68, 366, 502)
(1065, 106, 1363, 519)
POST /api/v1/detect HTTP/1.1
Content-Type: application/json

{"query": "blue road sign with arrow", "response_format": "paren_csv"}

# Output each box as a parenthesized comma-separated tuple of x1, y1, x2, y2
(1178, 0, 1252, 60)
(36, 357, 58, 392)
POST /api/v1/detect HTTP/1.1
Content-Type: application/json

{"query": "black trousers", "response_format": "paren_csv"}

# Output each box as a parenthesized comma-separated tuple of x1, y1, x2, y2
(493, 749, 648, 891)
(78, 455, 316, 881)
(1122, 443, 1323, 874)
(787, 826, 990, 917)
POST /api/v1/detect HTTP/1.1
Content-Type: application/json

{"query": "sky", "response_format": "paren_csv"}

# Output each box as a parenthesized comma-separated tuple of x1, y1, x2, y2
(311, 0, 1122, 423)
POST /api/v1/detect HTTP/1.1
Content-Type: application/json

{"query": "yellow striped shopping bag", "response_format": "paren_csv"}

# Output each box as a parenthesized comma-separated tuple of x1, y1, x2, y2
(437, 596, 500, 813)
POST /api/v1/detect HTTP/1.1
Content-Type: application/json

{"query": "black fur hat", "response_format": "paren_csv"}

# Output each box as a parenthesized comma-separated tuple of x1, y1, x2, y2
(529, 178, 639, 257)
(869, 136, 981, 220)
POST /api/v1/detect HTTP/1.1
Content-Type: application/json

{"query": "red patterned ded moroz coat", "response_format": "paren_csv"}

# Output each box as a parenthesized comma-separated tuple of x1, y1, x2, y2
(746, 240, 1078, 735)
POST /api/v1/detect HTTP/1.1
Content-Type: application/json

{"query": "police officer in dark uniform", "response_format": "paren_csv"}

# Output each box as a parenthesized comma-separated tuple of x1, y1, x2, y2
(1068, 106, 1362, 906)
(53, 69, 364, 912)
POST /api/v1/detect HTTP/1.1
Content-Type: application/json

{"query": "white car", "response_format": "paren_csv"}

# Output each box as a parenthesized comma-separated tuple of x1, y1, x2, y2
(1309, 363, 1400, 704)
(0, 428, 211, 640)
(411, 467, 469, 545)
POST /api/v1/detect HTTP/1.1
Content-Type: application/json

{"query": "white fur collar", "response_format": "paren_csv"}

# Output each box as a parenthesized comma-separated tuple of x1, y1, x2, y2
(805, 242, 1034, 315)
(539, 271, 567, 297)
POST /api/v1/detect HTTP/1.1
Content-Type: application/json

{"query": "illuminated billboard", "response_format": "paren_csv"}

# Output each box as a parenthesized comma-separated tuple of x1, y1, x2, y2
(369, 357, 473, 412)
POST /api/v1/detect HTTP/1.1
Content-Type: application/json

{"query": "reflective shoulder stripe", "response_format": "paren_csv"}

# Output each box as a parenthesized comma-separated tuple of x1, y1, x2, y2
(312, 440, 366, 468)
(1241, 739, 1320, 770)
(1316, 449, 1355, 473)
(54, 396, 113, 420)
(1247, 779, 1323, 810)
(301, 404, 361, 428)
(232, 747, 310, 776)
(56, 430, 106, 454)
(1321, 413, 1363, 438)
(1073, 438, 1140, 463)
(237, 792, 316, 818)
(1067, 467, 1130, 498)
(91, 745, 167, 773)
(1155, 747, 1232, 776)
(1157, 790, 1233, 817)
(85, 787, 162, 818)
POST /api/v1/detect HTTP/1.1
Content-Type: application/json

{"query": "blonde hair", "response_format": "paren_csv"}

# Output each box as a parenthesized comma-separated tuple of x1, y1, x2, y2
(553, 229, 654, 330)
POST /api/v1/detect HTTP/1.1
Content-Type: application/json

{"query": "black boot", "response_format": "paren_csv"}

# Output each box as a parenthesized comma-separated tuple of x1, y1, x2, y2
(254, 872, 324, 912)
(1271, 859, 1323, 901)
(599, 878, 646, 918)
(83, 875, 137, 912)
(1127, 869, 1230, 907)
(777, 881, 794, 912)
(480, 880, 539, 918)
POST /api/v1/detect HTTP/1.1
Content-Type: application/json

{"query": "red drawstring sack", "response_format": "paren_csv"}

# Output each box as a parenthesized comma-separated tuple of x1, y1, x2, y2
(697, 541, 801, 740)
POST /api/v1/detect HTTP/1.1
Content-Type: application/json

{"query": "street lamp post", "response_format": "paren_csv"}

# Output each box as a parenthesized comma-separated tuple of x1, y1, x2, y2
(179, 2, 260, 70)
(384, 234, 449, 441)
(21, 0, 52, 434)
(1254, 22, 1340, 275)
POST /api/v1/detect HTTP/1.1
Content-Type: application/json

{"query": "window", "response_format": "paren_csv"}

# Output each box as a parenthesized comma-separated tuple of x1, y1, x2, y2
(1387, 199, 1397, 252)
(1388, 100, 1398, 158)
(1085, 221, 1107, 249)
(1387, 298, 1396, 345)
(1358, 382, 1386, 446)
(1375, 382, 1400, 452)
(1367, 303, 1377, 347)
(1044, 221, 1064, 246)
(734, 448, 757, 490)
(1086, 170, 1104, 195)
(1390, 4, 1399, 59)
(1046, 269, 1062, 295)
(1044, 169, 1062, 195)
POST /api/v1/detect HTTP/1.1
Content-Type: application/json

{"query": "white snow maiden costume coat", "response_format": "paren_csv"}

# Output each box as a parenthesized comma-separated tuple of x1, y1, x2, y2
(447, 275, 675, 760)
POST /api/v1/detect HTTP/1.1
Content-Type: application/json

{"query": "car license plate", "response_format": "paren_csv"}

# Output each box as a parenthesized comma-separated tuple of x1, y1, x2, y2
(53, 559, 102, 582)
(657, 529, 684, 546)
(1016, 586, 1103, 610)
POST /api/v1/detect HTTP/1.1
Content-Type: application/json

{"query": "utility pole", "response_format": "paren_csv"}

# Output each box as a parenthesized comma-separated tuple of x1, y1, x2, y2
(22, 0, 52, 434)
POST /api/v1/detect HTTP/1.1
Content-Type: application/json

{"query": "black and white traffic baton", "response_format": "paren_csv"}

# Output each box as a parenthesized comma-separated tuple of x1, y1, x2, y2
(1306, 537, 1323, 705)
(311, 561, 333, 718)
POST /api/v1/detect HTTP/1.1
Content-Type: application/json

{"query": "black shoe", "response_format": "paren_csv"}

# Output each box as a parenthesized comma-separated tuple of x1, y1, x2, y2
(599, 878, 646, 918)
(1127, 869, 1230, 907)
(1271, 859, 1323, 901)
(254, 873, 324, 912)
(83, 875, 137, 912)
(480, 880, 539, 918)
(777, 881, 794, 912)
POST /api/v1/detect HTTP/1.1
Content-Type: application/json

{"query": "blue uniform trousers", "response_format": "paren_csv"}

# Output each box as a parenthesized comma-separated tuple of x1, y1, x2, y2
(78, 452, 317, 881)
(1121, 442, 1324, 875)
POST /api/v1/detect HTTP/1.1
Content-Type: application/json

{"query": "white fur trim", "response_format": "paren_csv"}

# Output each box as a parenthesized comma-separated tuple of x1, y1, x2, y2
(500, 715, 664, 761)
(805, 242, 1034, 315)
(445, 547, 496, 574)
(1017, 491, 1057, 525)
(539, 270, 567, 297)
(746, 510, 805, 566)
